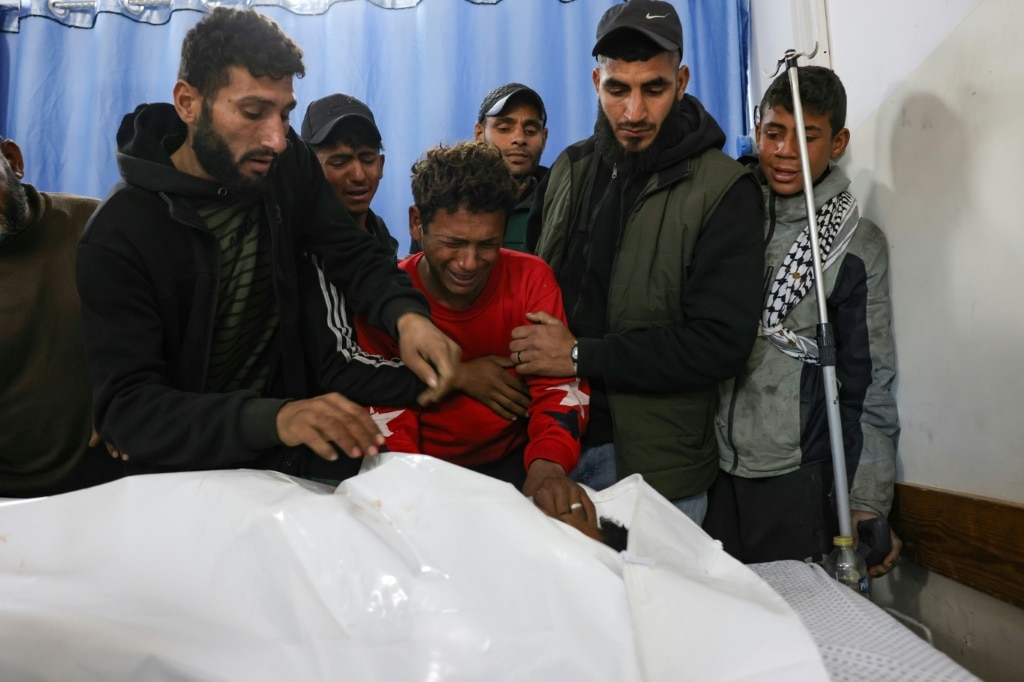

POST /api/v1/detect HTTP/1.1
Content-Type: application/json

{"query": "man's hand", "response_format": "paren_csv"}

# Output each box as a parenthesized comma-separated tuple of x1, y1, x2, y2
(851, 510, 903, 578)
(90, 428, 128, 461)
(454, 356, 531, 421)
(509, 311, 576, 378)
(396, 313, 462, 406)
(524, 458, 593, 516)
(276, 393, 384, 462)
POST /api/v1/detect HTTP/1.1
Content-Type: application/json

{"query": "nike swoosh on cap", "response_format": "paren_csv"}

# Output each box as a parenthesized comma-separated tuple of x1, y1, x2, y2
(646, 13, 669, 19)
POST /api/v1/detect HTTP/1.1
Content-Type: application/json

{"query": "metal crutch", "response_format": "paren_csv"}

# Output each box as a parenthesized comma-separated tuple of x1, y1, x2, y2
(767, 48, 894, 570)
(769, 47, 853, 539)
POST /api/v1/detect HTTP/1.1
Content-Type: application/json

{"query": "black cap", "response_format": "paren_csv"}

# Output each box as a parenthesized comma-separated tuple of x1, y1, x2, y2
(593, 1, 683, 57)
(477, 83, 547, 126)
(301, 94, 380, 146)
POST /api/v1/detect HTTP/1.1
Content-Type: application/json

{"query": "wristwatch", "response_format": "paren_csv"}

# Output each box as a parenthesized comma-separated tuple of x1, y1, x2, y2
(570, 340, 579, 376)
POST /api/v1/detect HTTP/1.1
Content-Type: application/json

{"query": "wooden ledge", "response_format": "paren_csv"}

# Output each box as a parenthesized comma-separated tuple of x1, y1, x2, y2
(891, 482, 1024, 608)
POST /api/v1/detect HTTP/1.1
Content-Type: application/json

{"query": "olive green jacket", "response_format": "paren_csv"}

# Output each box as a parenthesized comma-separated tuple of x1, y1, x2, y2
(536, 136, 762, 500)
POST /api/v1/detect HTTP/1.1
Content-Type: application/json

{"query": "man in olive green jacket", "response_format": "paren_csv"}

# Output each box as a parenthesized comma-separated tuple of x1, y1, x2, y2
(511, 1, 763, 523)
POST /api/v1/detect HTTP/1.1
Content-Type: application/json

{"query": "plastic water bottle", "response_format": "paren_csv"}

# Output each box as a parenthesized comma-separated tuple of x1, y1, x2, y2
(824, 535, 870, 597)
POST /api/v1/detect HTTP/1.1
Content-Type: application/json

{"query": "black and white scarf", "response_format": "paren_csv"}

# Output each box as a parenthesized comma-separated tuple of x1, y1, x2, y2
(760, 190, 859, 364)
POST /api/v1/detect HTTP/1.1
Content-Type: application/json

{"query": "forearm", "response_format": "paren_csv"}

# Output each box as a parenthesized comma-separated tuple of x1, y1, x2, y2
(99, 384, 284, 467)
(301, 255, 425, 405)
(524, 375, 587, 474)
(78, 242, 281, 467)
(849, 425, 897, 516)
(297, 153, 431, 336)
(837, 227, 899, 516)
(523, 437, 578, 475)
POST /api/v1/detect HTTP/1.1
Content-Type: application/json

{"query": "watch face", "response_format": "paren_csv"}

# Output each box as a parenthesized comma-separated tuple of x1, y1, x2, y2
(571, 344, 579, 361)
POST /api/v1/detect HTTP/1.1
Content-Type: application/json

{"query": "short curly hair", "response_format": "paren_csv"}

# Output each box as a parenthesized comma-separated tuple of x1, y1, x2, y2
(411, 142, 518, 231)
(759, 66, 847, 138)
(179, 8, 305, 99)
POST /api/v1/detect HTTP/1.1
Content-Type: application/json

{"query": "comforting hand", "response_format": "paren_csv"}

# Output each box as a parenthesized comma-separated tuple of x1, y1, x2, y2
(851, 510, 903, 578)
(454, 356, 531, 420)
(396, 313, 462, 406)
(275, 393, 384, 462)
(509, 311, 576, 378)
(524, 458, 594, 517)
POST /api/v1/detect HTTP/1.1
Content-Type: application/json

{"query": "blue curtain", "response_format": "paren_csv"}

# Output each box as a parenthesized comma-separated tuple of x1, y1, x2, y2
(0, 0, 750, 254)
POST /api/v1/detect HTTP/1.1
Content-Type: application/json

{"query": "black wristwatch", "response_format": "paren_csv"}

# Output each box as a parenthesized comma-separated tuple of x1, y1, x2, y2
(570, 340, 579, 376)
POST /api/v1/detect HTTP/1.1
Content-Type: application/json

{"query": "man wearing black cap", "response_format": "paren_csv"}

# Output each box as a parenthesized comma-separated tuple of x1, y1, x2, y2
(473, 83, 549, 253)
(302, 94, 397, 256)
(512, 0, 765, 524)
(297, 95, 427, 451)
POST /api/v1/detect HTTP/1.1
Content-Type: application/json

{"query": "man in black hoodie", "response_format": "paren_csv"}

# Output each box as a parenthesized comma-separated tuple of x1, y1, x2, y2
(76, 8, 459, 479)
(513, 1, 764, 523)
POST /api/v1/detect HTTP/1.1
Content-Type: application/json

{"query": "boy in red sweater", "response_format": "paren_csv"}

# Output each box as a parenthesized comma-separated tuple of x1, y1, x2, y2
(357, 142, 591, 518)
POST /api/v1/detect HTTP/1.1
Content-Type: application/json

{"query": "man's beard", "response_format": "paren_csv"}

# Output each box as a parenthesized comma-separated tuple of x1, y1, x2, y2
(593, 98, 686, 176)
(192, 103, 274, 192)
(510, 166, 533, 182)
(504, 152, 538, 183)
(0, 169, 28, 246)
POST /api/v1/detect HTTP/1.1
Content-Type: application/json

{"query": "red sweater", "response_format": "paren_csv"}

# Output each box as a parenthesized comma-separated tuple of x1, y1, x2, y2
(357, 250, 588, 474)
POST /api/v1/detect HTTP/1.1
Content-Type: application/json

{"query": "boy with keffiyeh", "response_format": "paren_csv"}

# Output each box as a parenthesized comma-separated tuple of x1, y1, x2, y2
(703, 67, 903, 578)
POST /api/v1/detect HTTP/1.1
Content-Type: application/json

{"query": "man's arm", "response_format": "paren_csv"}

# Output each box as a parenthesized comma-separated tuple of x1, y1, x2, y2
(77, 230, 286, 467)
(835, 222, 901, 575)
(350, 315, 422, 455)
(514, 177, 765, 391)
(287, 136, 460, 400)
(451, 357, 531, 421)
(580, 177, 764, 391)
(514, 265, 590, 513)
(300, 252, 425, 406)
(78, 199, 384, 468)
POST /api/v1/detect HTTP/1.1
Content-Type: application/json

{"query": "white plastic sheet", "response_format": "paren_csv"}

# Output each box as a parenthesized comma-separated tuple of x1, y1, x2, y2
(0, 454, 827, 681)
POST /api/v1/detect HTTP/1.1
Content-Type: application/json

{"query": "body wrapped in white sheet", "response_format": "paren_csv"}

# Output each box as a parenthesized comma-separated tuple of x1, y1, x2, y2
(0, 454, 827, 681)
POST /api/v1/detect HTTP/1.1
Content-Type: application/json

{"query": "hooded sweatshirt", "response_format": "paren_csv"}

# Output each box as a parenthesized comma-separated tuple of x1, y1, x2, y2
(716, 162, 899, 516)
(77, 103, 429, 474)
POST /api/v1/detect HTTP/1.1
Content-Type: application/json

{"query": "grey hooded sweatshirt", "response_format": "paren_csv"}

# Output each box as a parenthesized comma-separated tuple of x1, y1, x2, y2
(715, 162, 900, 516)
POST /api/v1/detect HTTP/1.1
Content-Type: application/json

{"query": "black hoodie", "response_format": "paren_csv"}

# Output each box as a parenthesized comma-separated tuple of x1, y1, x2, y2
(77, 103, 429, 475)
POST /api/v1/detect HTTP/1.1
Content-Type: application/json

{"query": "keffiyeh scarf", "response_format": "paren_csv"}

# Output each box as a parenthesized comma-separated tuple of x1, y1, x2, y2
(760, 190, 860, 364)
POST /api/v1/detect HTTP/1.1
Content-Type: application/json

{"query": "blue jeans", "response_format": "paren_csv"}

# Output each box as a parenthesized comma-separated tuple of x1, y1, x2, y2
(570, 443, 709, 525)
(570, 442, 619, 491)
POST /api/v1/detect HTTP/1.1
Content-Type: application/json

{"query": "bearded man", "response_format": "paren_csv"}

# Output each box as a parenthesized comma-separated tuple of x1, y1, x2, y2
(76, 8, 460, 479)
(515, 1, 764, 524)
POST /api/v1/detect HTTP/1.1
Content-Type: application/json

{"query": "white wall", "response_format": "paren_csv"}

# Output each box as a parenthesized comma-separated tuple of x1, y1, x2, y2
(845, 0, 1024, 504)
(750, 0, 982, 130)
(751, 2, 1024, 679)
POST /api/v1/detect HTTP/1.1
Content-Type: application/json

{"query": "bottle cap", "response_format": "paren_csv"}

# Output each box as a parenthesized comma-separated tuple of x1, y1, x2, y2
(833, 535, 854, 547)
